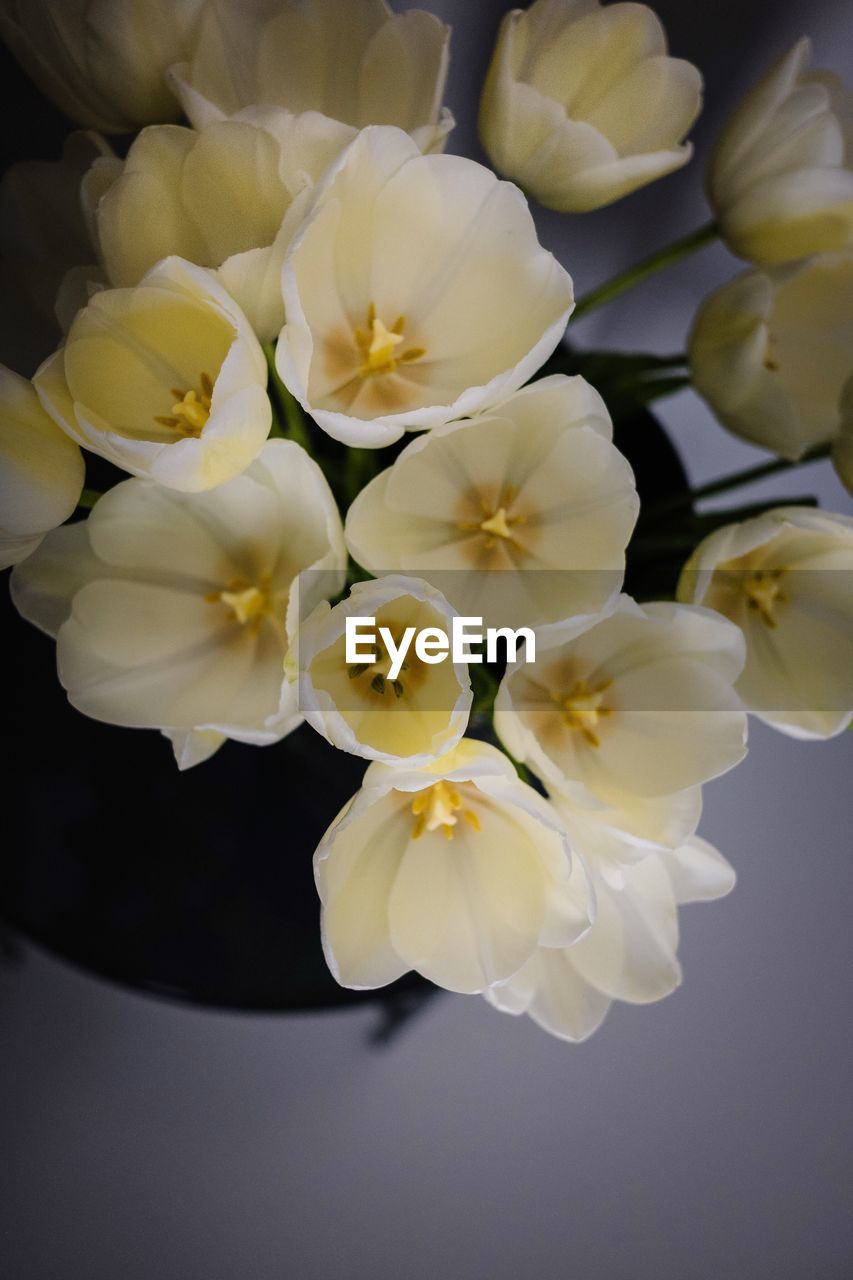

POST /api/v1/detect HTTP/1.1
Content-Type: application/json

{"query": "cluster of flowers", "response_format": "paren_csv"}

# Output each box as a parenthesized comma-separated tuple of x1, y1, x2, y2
(1, 0, 851, 1041)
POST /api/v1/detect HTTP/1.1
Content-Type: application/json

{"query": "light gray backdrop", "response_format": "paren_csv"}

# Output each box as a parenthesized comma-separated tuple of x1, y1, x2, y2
(2, 2, 852, 1277)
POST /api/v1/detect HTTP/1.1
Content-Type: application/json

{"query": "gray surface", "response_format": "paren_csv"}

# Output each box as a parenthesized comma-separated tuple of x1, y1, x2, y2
(2, 2, 853, 1277)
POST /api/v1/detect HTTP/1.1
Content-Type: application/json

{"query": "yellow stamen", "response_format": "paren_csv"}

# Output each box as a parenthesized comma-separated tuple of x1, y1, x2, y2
(479, 506, 513, 540)
(154, 372, 213, 437)
(206, 577, 270, 630)
(743, 569, 786, 627)
(354, 303, 425, 378)
(559, 679, 613, 748)
(410, 781, 481, 841)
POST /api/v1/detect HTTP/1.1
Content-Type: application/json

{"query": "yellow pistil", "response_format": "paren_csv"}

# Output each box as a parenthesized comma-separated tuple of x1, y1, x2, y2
(459, 486, 527, 549)
(743, 569, 786, 627)
(559, 678, 613, 748)
(354, 303, 425, 378)
(410, 781, 481, 841)
(154, 372, 214, 437)
(206, 576, 271, 630)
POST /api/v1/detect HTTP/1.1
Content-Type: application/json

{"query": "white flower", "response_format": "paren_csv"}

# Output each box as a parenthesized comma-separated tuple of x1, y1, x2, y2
(10, 440, 346, 767)
(169, 0, 453, 154)
(478, 0, 702, 212)
(0, 0, 203, 133)
(494, 596, 747, 802)
(275, 126, 574, 448)
(0, 364, 84, 568)
(33, 257, 272, 492)
(689, 253, 853, 461)
(84, 113, 338, 340)
(295, 575, 472, 767)
(488, 834, 735, 1043)
(314, 739, 593, 994)
(678, 506, 853, 739)
(344, 375, 639, 629)
(709, 38, 853, 265)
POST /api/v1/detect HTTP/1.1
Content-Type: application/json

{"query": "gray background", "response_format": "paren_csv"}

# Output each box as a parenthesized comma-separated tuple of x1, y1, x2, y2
(2, 2, 853, 1277)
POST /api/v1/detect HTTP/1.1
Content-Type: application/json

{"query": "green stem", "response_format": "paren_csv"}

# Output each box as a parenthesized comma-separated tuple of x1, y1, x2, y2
(644, 444, 832, 524)
(76, 487, 103, 511)
(263, 341, 311, 450)
(573, 221, 719, 321)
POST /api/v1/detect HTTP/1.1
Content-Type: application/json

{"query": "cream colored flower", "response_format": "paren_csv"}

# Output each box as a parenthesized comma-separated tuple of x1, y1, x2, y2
(690, 252, 853, 461)
(314, 739, 592, 994)
(33, 257, 271, 491)
(478, 0, 702, 212)
(678, 507, 853, 739)
(169, 0, 452, 154)
(275, 126, 574, 448)
(494, 596, 747, 802)
(84, 113, 337, 339)
(344, 374, 638, 628)
(0, 365, 84, 568)
(295, 575, 472, 767)
(10, 440, 346, 767)
(709, 38, 853, 265)
(0, 0, 203, 133)
(488, 835, 735, 1042)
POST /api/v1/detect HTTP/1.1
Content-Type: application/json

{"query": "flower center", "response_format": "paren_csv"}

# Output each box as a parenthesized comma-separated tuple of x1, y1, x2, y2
(206, 576, 271, 630)
(559, 678, 613, 747)
(410, 781, 481, 841)
(154, 372, 213, 437)
(743, 569, 786, 627)
(354, 304, 425, 378)
(459, 486, 527, 549)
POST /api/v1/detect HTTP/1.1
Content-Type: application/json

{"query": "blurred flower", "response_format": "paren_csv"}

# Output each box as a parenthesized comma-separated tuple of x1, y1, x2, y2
(276, 126, 574, 447)
(709, 38, 853, 265)
(689, 252, 853, 461)
(169, 0, 453, 153)
(0, 0, 203, 132)
(296, 574, 472, 766)
(11, 440, 346, 767)
(478, 0, 702, 212)
(344, 374, 638, 628)
(84, 113, 341, 339)
(315, 739, 592, 993)
(487, 834, 735, 1042)
(0, 364, 84, 568)
(33, 257, 271, 491)
(494, 595, 747, 802)
(678, 506, 853, 739)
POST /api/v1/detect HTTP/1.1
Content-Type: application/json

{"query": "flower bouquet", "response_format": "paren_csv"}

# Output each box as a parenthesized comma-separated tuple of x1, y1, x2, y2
(1, 0, 851, 1041)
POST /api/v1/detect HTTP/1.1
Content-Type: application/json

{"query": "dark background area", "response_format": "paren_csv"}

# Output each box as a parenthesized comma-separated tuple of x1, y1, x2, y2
(1, 2, 852, 1277)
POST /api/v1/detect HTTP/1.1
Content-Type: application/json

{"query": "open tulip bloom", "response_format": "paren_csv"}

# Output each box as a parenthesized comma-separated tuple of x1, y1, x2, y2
(2, 0, 852, 1043)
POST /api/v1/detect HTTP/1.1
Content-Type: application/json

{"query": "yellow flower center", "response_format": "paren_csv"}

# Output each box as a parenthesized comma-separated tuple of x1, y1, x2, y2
(410, 781, 481, 841)
(154, 372, 214, 437)
(459, 486, 527, 549)
(355, 303, 425, 378)
(559, 678, 613, 748)
(206, 576, 271, 630)
(743, 569, 786, 627)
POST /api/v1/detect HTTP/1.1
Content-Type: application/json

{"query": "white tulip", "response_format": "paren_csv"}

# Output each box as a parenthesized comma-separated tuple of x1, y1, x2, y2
(275, 126, 574, 448)
(678, 506, 853, 739)
(11, 440, 346, 767)
(295, 575, 472, 767)
(0, 365, 84, 568)
(33, 257, 272, 492)
(344, 374, 638, 629)
(494, 595, 747, 802)
(84, 113, 340, 340)
(488, 834, 735, 1043)
(169, 0, 453, 154)
(478, 0, 702, 213)
(709, 38, 853, 265)
(0, 0, 203, 133)
(314, 739, 593, 994)
(689, 252, 853, 461)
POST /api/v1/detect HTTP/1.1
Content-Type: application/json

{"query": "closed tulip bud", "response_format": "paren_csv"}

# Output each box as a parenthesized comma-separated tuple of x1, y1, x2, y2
(709, 39, 853, 265)
(689, 252, 853, 460)
(678, 507, 853, 740)
(0, 365, 83, 568)
(0, 0, 204, 133)
(478, 0, 702, 212)
(315, 740, 593, 994)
